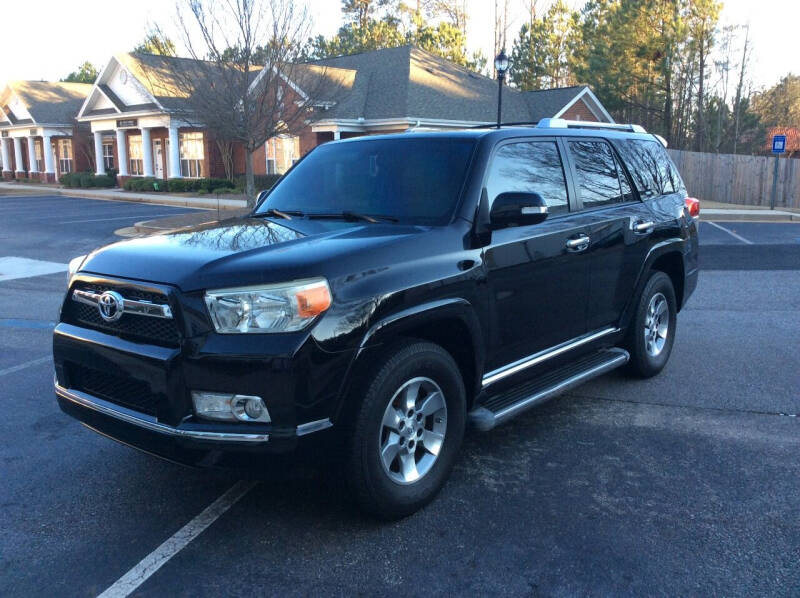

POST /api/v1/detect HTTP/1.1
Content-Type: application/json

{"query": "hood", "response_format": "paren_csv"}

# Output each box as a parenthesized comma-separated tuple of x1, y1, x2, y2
(80, 217, 428, 291)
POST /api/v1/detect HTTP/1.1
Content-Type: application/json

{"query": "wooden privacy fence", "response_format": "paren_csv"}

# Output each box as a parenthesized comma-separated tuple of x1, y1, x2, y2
(667, 149, 799, 209)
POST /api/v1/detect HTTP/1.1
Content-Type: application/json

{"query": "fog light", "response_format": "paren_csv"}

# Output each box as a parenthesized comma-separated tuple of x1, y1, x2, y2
(191, 391, 271, 423)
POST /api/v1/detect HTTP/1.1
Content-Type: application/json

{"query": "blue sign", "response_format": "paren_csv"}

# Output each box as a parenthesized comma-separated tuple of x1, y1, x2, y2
(772, 135, 787, 154)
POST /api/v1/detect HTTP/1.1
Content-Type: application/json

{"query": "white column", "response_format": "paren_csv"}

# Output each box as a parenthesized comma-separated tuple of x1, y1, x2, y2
(141, 127, 154, 177)
(27, 137, 38, 174)
(167, 125, 181, 178)
(333, 130, 341, 140)
(0, 138, 10, 173)
(42, 135, 55, 175)
(93, 132, 106, 175)
(115, 129, 129, 176)
(13, 137, 24, 173)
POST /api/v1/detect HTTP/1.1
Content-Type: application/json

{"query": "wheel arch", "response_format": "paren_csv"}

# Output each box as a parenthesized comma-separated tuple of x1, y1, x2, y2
(334, 299, 485, 423)
(619, 240, 687, 332)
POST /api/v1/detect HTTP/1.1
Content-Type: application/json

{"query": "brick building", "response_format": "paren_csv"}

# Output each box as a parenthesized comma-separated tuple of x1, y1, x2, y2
(300, 45, 613, 148)
(0, 81, 92, 181)
(7, 46, 612, 187)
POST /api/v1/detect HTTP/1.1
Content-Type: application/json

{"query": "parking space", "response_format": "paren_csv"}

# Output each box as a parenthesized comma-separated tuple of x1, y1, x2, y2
(698, 220, 800, 245)
(1, 195, 798, 597)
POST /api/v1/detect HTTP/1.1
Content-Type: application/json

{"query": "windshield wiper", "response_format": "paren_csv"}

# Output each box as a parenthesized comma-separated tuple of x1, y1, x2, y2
(307, 211, 398, 223)
(258, 208, 304, 220)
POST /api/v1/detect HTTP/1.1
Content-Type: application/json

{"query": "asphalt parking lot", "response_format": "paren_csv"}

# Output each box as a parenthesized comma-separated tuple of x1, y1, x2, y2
(1, 195, 798, 597)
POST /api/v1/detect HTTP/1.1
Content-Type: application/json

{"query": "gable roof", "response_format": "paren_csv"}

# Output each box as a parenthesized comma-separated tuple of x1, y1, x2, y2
(76, 46, 611, 127)
(1, 81, 91, 126)
(79, 53, 265, 119)
(304, 46, 610, 124)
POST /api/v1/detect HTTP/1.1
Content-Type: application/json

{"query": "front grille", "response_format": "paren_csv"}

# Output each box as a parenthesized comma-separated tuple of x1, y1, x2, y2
(69, 364, 161, 415)
(65, 282, 180, 346)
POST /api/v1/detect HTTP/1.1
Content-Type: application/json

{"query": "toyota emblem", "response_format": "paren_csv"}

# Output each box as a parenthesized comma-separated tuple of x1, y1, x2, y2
(97, 290, 124, 322)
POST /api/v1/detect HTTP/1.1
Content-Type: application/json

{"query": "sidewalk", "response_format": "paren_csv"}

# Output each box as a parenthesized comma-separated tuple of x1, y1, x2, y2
(0, 181, 247, 210)
(699, 200, 800, 221)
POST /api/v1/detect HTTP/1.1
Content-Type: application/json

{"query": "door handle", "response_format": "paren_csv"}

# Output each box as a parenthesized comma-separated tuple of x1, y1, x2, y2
(565, 234, 590, 252)
(632, 220, 655, 234)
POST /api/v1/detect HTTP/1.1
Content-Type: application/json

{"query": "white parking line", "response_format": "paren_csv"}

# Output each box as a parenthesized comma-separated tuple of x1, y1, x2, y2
(705, 221, 754, 245)
(0, 356, 51, 377)
(0, 256, 67, 282)
(61, 214, 178, 224)
(97, 480, 257, 598)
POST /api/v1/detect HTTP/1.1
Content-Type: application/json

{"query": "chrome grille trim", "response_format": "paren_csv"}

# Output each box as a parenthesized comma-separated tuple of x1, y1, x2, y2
(72, 288, 173, 319)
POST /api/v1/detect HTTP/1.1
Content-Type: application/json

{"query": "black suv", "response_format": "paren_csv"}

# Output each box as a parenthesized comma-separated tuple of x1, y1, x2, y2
(54, 120, 699, 519)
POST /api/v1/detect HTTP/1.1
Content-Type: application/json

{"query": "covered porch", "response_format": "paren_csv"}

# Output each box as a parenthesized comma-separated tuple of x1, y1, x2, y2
(0, 127, 81, 183)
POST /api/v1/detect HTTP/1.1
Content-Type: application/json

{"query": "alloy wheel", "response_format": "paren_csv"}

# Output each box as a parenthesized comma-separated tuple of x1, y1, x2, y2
(644, 292, 669, 357)
(378, 377, 448, 485)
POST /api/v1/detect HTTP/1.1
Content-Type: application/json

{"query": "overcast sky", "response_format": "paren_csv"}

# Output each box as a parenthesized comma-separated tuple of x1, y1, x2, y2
(1, 0, 795, 91)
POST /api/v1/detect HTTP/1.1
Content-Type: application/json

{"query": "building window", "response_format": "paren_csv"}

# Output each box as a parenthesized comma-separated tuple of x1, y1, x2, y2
(180, 132, 204, 178)
(266, 135, 300, 175)
(103, 141, 115, 170)
(58, 139, 73, 174)
(129, 135, 143, 175)
(34, 141, 43, 172)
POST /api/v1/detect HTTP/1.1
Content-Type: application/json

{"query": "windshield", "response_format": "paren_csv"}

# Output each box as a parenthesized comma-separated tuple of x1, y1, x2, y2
(257, 137, 476, 225)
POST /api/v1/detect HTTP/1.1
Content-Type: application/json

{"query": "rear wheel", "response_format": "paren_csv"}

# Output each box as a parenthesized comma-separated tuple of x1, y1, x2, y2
(345, 340, 466, 520)
(625, 271, 677, 378)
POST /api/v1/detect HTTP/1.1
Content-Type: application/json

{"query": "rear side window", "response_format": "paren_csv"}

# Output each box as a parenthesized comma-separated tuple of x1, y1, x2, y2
(617, 139, 681, 198)
(485, 141, 569, 214)
(567, 140, 626, 208)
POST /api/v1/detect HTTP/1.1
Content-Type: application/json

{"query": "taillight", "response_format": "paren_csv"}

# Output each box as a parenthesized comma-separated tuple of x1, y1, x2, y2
(685, 197, 700, 218)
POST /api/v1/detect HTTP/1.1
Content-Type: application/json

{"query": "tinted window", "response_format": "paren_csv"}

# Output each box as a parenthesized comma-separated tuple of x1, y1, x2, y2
(259, 137, 475, 225)
(568, 140, 624, 207)
(614, 152, 636, 202)
(485, 141, 569, 214)
(617, 139, 680, 198)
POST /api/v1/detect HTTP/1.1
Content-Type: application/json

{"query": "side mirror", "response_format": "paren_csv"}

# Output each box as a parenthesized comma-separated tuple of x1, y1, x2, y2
(489, 192, 549, 229)
(256, 189, 270, 204)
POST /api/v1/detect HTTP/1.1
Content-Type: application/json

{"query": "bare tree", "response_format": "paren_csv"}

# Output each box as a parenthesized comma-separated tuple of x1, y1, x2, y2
(153, 0, 345, 205)
(732, 24, 751, 155)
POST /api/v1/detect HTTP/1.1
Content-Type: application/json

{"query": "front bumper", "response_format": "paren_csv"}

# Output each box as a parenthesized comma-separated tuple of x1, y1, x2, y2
(55, 380, 337, 467)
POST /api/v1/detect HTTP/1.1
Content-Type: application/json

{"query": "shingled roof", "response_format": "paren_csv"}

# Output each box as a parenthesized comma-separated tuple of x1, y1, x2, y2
(304, 46, 605, 124)
(117, 52, 264, 112)
(2, 81, 91, 126)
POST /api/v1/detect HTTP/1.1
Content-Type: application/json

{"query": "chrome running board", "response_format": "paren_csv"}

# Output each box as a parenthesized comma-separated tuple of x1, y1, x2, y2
(482, 327, 618, 388)
(469, 348, 629, 432)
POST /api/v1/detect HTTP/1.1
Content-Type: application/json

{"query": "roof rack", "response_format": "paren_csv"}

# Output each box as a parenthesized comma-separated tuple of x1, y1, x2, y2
(469, 119, 648, 133)
(470, 121, 540, 129)
(536, 118, 647, 133)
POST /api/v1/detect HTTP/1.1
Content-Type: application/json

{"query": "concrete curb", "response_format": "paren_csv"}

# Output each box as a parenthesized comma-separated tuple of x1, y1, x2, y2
(701, 209, 800, 222)
(0, 182, 247, 210)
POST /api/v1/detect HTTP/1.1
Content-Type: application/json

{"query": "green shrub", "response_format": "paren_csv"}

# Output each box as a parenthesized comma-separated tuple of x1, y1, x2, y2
(234, 174, 282, 192)
(166, 178, 235, 193)
(78, 172, 94, 188)
(123, 177, 162, 192)
(166, 178, 193, 193)
(204, 178, 235, 192)
(59, 172, 76, 187)
(92, 175, 115, 188)
(60, 172, 116, 188)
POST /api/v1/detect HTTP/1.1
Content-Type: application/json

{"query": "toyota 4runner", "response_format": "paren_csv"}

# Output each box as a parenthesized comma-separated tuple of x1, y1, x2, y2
(54, 119, 699, 519)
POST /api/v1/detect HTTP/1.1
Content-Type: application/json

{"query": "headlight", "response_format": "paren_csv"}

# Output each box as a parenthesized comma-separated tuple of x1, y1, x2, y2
(204, 278, 331, 334)
(67, 255, 87, 285)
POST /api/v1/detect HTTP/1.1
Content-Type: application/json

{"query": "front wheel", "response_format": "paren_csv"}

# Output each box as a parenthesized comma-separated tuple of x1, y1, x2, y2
(344, 340, 466, 520)
(624, 271, 677, 378)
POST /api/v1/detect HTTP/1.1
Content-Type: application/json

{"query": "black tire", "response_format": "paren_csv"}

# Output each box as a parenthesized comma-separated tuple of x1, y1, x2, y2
(345, 340, 466, 520)
(624, 271, 677, 378)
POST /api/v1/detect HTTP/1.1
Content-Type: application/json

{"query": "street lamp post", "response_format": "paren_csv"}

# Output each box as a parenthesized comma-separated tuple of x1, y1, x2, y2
(494, 49, 509, 128)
